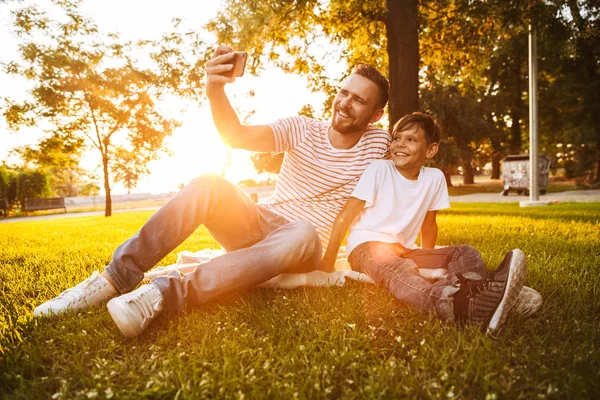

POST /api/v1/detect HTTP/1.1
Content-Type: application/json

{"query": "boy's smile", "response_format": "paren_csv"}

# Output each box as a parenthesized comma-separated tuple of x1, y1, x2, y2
(391, 125, 438, 180)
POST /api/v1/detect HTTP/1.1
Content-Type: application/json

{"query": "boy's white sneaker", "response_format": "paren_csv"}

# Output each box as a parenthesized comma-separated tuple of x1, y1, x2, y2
(107, 284, 164, 338)
(33, 271, 118, 317)
(513, 286, 543, 318)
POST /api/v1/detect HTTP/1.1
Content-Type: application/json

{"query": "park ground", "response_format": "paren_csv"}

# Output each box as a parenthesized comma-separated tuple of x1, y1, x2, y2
(0, 175, 597, 220)
(0, 202, 599, 398)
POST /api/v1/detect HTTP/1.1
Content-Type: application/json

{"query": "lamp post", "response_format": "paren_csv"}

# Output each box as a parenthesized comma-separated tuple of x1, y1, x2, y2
(520, 24, 550, 207)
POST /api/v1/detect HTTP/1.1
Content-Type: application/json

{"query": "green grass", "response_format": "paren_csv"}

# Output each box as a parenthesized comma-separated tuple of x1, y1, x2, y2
(1, 204, 599, 399)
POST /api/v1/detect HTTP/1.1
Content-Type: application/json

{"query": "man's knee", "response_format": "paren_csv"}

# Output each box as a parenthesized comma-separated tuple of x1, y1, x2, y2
(286, 221, 321, 251)
(184, 173, 227, 195)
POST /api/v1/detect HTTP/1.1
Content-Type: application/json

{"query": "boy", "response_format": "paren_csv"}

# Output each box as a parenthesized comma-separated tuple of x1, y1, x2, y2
(318, 112, 526, 332)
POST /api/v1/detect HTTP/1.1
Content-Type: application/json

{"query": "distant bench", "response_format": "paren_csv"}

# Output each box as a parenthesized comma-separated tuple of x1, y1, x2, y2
(23, 197, 67, 215)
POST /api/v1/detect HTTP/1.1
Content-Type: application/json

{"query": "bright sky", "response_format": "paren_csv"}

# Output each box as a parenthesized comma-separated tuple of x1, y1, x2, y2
(0, 0, 326, 194)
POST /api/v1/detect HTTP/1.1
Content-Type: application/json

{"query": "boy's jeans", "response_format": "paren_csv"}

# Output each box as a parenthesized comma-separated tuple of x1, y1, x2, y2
(105, 174, 322, 311)
(348, 242, 488, 321)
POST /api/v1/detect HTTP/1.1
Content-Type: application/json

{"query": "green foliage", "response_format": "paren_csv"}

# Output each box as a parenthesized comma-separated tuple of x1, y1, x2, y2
(0, 167, 17, 205)
(15, 168, 51, 205)
(0, 166, 49, 208)
(0, 203, 599, 398)
(206, 0, 391, 119)
(111, 147, 152, 194)
(207, 0, 599, 182)
(3, 0, 209, 215)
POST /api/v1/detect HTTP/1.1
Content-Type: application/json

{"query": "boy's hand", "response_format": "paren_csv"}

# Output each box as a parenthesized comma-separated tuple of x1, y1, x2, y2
(317, 257, 336, 273)
(205, 45, 236, 97)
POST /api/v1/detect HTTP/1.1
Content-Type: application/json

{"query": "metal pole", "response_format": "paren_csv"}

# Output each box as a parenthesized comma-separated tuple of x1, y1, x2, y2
(528, 24, 539, 201)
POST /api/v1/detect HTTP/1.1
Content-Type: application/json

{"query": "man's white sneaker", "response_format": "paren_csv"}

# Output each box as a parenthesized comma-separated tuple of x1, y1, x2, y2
(106, 284, 164, 338)
(33, 271, 118, 317)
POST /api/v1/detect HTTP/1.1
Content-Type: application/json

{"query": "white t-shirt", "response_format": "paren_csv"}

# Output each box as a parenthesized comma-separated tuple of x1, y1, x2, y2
(345, 160, 450, 256)
(261, 116, 391, 248)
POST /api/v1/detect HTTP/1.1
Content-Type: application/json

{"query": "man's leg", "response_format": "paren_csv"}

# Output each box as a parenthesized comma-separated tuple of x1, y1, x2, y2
(107, 220, 322, 337)
(105, 173, 282, 293)
(151, 219, 322, 311)
(34, 174, 275, 316)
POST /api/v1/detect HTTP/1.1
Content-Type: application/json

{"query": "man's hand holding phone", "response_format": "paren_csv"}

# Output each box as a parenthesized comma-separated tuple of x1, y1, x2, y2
(205, 45, 247, 98)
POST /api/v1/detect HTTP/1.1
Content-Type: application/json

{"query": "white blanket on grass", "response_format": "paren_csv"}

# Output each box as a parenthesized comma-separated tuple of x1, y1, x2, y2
(143, 247, 449, 288)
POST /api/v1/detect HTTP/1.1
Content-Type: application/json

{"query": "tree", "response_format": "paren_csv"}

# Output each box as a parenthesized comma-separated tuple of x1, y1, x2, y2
(111, 147, 152, 194)
(3, 0, 208, 216)
(549, 0, 600, 182)
(14, 132, 91, 197)
(206, 0, 419, 128)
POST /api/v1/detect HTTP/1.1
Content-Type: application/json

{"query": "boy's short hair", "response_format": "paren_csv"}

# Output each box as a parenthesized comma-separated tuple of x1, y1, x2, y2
(392, 112, 441, 144)
(352, 64, 389, 109)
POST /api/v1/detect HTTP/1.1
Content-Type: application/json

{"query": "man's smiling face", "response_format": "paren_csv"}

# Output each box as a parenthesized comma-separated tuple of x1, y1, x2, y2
(330, 74, 382, 136)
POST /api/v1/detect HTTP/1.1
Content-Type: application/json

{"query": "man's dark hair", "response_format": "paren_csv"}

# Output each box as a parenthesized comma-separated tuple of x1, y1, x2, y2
(392, 112, 441, 144)
(352, 64, 389, 109)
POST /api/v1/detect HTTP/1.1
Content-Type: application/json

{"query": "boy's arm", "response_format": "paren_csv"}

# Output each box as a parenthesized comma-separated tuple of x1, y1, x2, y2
(420, 210, 438, 249)
(318, 197, 366, 272)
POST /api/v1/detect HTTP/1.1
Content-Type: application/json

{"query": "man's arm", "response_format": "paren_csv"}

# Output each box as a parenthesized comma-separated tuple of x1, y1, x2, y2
(205, 45, 276, 152)
(420, 210, 438, 249)
(318, 197, 366, 272)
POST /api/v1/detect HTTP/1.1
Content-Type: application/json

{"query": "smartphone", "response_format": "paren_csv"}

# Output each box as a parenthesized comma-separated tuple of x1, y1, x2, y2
(223, 51, 247, 78)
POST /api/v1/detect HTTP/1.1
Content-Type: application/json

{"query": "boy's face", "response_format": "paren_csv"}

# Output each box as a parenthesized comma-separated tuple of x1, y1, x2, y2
(390, 125, 439, 179)
(330, 74, 384, 135)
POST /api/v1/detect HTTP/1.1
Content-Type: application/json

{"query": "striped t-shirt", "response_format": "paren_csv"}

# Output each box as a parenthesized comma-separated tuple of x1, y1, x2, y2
(260, 116, 390, 247)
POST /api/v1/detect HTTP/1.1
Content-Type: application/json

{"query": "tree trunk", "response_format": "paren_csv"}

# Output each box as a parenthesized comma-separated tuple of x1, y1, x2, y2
(462, 161, 475, 185)
(443, 170, 453, 187)
(386, 0, 419, 130)
(102, 152, 112, 217)
(490, 134, 502, 180)
(491, 152, 501, 180)
(509, 38, 525, 154)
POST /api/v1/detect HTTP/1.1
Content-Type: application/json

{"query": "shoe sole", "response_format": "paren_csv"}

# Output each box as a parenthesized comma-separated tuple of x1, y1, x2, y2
(513, 286, 543, 318)
(487, 249, 527, 333)
(107, 298, 143, 338)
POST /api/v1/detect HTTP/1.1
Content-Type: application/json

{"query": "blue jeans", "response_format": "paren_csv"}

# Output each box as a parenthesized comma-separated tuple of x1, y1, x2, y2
(105, 174, 322, 312)
(348, 242, 487, 321)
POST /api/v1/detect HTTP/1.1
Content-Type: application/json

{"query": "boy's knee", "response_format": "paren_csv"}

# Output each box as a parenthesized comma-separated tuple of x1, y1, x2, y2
(455, 244, 480, 259)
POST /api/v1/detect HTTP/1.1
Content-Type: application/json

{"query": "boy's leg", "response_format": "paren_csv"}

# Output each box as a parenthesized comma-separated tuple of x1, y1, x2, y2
(402, 245, 488, 321)
(403, 245, 487, 279)
(350, 243, 526, 332)
(348, 242, 437, 311)
(34, 174, 276, 316)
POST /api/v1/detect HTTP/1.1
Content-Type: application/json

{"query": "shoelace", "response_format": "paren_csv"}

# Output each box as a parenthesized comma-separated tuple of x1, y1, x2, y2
(54, 274, 101, 304)
(456, 273, 489, 298)
(126, 286, 158, 320)
(454, 273, 493, 323)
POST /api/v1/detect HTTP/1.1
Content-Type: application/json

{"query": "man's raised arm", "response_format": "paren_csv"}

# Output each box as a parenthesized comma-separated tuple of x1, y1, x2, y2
(205, 45, 276, 152)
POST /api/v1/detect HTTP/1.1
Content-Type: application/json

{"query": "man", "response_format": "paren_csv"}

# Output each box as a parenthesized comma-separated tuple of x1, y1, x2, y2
(33, 45, 392, 337)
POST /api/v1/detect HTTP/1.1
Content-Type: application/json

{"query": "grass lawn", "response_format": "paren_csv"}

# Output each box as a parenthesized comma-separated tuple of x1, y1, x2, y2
(1, 203, 599, 399)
